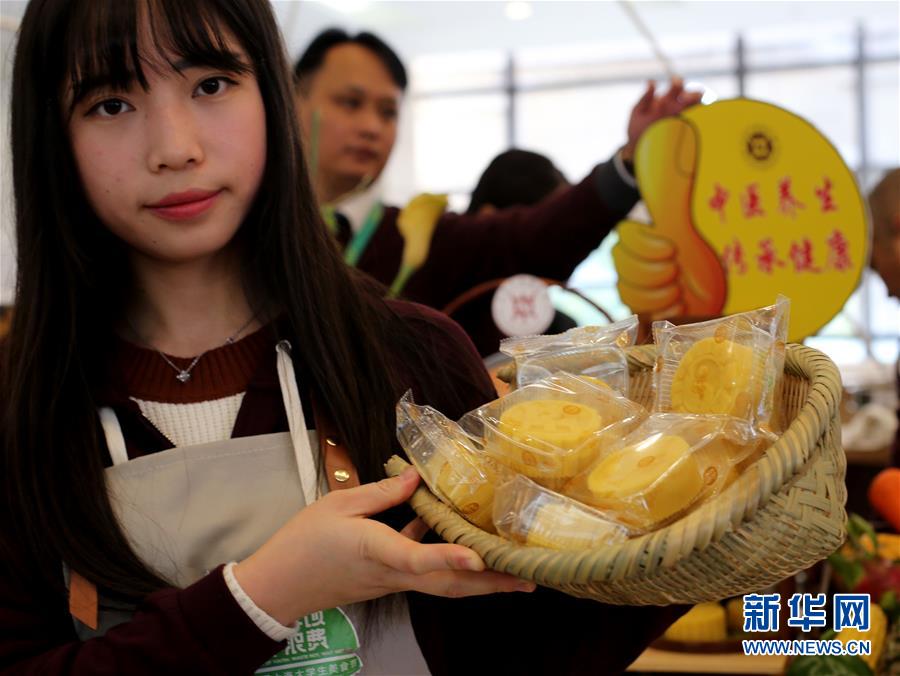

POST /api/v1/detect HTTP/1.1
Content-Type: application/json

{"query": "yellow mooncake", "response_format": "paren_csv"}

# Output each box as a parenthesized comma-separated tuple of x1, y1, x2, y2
(670, 337, 761, 419)
(435, 453, 503, 533)
(577, 375, 612, 390)
(495, 399, 604, 480)
(584, 434, 715, 528)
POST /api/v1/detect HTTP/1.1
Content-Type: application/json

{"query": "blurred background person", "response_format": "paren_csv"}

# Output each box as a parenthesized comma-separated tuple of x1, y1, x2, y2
(868, 168, 900, 304)
(292, 28, 701, 316)
(456, 148, 579, 356)
(867, 168, 900, 466)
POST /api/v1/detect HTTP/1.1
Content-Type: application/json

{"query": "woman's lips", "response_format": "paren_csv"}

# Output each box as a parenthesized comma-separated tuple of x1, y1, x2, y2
(146, 189, 223, 221)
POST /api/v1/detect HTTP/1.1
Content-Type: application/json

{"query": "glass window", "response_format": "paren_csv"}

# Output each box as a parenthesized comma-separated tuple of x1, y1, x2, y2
(746, 66, 859, 167)
(867, 271, 900, 338)
(516, 82, 646, 180)
(864, 23, 900, 60)
(745, 23, 855, 68)
(865, 62, 900, 167)
(410, 94, 508, 194)
(516, 42, 663, 89)
(411, 50, 507, 95)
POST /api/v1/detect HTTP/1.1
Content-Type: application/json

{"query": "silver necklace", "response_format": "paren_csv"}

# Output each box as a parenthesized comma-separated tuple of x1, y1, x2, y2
(127, 313, 258, 383)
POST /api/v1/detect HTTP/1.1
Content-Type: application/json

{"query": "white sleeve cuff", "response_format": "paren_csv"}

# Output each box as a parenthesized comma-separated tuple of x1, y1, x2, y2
(613, 148, 638, 189)
(223, 561, 299, 642)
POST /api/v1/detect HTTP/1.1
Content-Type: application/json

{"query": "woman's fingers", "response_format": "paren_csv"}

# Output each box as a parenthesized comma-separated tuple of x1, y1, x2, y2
(367, 526, 485, 575)
(402, 569, 536, 598)
(369, 528, 536, 597)
(332, 466, 421, 517)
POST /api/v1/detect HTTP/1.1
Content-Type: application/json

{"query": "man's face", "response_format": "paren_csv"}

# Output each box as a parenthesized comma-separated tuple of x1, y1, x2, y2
(298, 44, 401, 200)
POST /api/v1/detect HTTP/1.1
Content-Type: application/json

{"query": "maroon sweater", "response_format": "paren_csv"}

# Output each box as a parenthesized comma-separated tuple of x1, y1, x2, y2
(0, 302, 682, 675)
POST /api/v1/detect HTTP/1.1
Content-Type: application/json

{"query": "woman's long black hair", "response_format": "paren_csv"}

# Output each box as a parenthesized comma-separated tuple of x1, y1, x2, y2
(2, 0, 471, 603)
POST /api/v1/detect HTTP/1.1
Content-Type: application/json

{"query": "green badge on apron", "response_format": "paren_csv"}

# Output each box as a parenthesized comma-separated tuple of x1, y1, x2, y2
(256, 608, 363, 675)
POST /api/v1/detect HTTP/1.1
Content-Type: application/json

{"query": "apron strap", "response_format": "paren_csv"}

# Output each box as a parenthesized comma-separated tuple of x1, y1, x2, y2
(312, 397, 361, 492)
(276, 341, 320, 506)
(68, 567, 99, 630)
(99, 407, 129, 466)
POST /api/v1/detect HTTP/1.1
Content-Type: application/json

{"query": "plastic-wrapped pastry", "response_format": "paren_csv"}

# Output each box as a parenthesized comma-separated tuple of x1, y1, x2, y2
(433, 452, 507, 532)
(670, 336, 762, 419)
(580, 433, 711, 529)
(396, 392, 511, 532)
(463, 372, 646, 489)
(565, 413, 771, 531)
(499, 317, 638, 393)
(493, 475, 627, 550)
(654, 297, 789, 429)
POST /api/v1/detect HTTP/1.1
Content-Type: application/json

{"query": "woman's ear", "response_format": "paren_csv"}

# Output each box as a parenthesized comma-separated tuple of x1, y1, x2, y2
(477, 203, 497, 216)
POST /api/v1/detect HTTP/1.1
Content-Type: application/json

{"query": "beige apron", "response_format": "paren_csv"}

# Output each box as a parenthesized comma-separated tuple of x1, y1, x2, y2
(69, 341, 430, 675)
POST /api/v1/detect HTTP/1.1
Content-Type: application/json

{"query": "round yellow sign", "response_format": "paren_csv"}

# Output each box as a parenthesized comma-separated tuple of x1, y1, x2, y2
(613, 98, 868, 342)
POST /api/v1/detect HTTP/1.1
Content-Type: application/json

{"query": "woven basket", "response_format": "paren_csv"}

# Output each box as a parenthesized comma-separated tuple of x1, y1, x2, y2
(386, 343, 846, 605)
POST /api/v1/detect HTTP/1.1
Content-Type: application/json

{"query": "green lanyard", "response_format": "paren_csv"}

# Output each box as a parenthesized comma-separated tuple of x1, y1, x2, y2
(323, 201, 384, 268)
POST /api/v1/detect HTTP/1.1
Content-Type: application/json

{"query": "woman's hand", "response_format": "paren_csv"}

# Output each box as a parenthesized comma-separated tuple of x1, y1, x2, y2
(233, 467, 534, 625)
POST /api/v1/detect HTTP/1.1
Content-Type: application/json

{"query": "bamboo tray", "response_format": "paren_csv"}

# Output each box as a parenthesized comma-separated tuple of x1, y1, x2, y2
(386, 343, 846, 605)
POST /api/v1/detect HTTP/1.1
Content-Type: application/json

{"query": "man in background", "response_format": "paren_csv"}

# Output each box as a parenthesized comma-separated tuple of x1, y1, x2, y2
(293, 28, 700, 333)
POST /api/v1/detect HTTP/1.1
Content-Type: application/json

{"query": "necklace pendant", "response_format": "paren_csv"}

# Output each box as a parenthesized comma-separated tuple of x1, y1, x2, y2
(176, 370, 192, 383)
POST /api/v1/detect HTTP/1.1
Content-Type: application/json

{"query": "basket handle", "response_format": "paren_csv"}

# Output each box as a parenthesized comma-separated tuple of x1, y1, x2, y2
(442, 277, 613, 323)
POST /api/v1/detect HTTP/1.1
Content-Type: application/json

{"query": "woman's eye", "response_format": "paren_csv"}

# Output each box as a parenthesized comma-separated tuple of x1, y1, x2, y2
(89, 99, 133, 118)
(195, 77, 237, 97)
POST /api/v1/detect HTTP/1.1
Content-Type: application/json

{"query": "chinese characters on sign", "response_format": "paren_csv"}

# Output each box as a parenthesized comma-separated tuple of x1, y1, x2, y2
(742, 593, 871, 634)
(709, 175, 838, 224)
(706, 177, 851, 276)
(614, 98, 868, 341)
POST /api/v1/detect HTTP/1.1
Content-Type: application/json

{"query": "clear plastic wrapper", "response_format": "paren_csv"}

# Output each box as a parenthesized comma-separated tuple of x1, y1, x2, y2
(564, 413, 775, 533)
(493, 475, 628, 550)
(652, 297, 789, 430)
(500, 316, 639, 393)
(461, 372, 646, 490)
(396, 392, 512, 533)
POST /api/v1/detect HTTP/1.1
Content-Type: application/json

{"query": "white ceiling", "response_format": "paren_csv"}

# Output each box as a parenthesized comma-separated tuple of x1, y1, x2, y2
(273, 0, 900, 64)
(2, 1, 897, 62)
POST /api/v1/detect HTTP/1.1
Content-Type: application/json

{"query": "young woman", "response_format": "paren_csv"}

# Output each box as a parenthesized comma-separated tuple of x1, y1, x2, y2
(0, 1, 682, 673)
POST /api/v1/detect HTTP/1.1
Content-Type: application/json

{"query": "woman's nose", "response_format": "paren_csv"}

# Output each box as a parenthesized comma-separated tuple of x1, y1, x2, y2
(145, 103, 205, 172)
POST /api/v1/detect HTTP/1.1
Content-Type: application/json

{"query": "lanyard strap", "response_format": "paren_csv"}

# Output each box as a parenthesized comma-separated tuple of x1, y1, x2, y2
(342, 201, 384, 267)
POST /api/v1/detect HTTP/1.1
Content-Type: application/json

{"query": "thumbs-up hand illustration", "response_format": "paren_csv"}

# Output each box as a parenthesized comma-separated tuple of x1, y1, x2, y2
(613, 98, 868, 341)
(613, 116, 727, 318)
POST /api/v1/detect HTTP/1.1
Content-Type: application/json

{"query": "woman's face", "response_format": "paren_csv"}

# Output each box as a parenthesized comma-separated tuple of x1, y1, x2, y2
(67, 30, 267, 266)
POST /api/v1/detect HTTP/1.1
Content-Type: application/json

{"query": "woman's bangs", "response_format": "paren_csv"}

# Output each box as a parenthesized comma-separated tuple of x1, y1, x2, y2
(64, 0, 252, 113)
